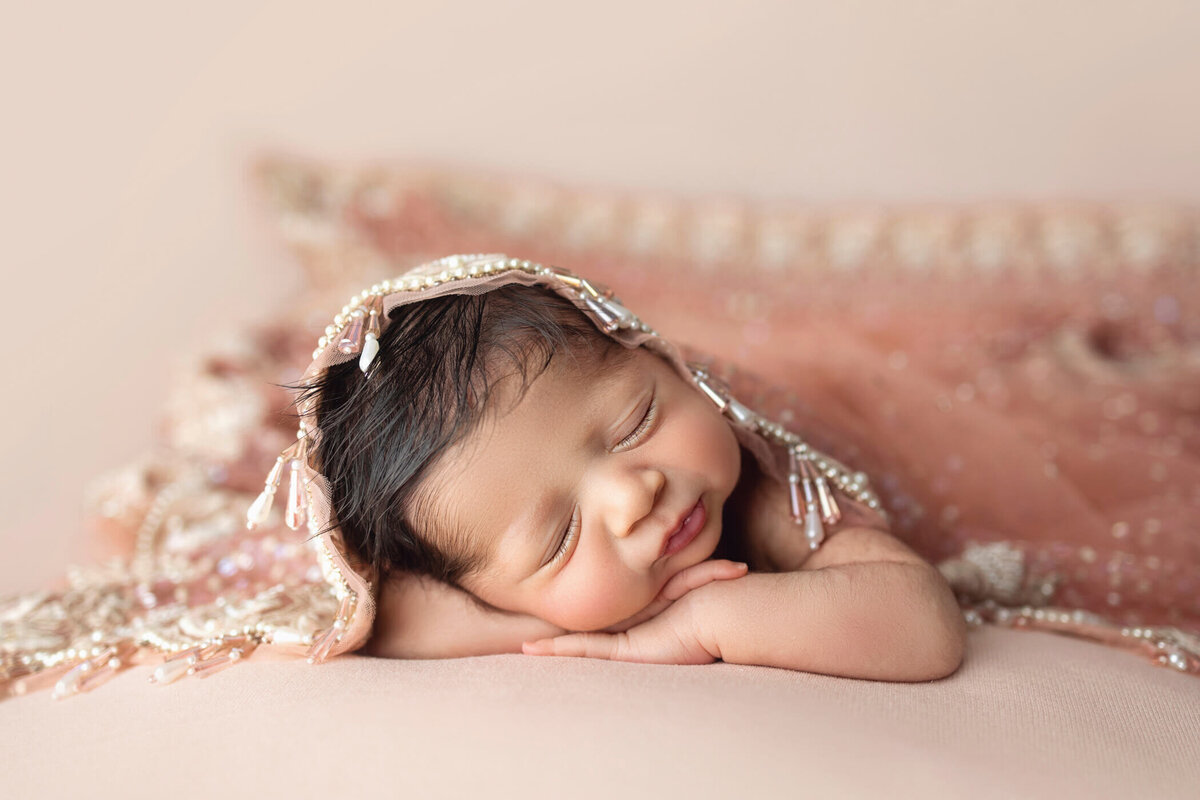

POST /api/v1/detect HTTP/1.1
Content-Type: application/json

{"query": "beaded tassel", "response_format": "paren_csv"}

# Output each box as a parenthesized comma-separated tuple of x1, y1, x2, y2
(582, 295, 617, 330)
(245, 455, 286, 530)
(724, 397, 755, 426)
(687, 359, 880, 547)
(285, 457, 309, 531)
(52, 644, 135, 699)
(330, 296, 384, 375)
(570, 276, 635, 332)
(696, 371, 759, 428)
(306, 619, 345, 664)
(147, 657, 193, 686)
(797, 457, 826, 548)
(582, 294, 637, 332)
(360, 301, 382, 374)
(189, 642, 252, 679)
(812, 461, 842, 524)
(337, 309, 366, 355)
(148, 636, 258, 685)
(788, 449, 835, 549)
(787, 447, 805, 524)
(306, 595, 354, 664)
(693, 373, 728, 411)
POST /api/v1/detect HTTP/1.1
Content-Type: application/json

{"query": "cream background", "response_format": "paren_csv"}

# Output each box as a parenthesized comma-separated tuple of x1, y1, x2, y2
(2, 0, 1199, 593)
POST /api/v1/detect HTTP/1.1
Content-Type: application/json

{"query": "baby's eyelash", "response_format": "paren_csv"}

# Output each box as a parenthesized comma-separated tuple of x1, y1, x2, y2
(546, 394, 658, 569)
(550, 506, 580, 565)
(615, 395, 658, 450)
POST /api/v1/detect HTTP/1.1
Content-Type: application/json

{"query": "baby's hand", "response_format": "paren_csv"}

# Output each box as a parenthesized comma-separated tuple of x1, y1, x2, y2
(521, 559, 747, 664)
(601, 559, 748, 633)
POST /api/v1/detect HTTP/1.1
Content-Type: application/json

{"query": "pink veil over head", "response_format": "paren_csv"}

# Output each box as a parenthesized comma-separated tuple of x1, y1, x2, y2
(1, 253, 888, 700)
(197, 159, 1200, 679)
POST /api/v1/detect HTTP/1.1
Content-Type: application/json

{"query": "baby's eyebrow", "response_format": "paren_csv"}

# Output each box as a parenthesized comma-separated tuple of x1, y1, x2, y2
(412, 482, 489, 573)
(506, 490, 559, 569)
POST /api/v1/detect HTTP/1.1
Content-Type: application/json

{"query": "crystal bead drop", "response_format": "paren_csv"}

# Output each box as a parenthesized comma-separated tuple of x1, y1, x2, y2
(246, 456, 286, 530)
(337, 311, 366, 355)
(359, 333, 379, 374)
(285, 458, 308, 531)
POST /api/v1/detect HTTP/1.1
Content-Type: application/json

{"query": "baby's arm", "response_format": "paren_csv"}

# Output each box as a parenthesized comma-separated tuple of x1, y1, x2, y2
(695, 526, 967, 681)
(363, 560, 747, 659)
(707, 450, 966, 679)
(526, 528, 967, 682)
(364, 573, 568, 659)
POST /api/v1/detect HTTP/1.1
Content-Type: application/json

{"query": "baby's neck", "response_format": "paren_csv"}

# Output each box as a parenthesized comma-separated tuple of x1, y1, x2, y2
(712, 446, 759, 563)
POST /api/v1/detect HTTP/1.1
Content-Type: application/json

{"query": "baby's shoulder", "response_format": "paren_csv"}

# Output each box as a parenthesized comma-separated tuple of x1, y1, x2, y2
(722, 451, 890, 572)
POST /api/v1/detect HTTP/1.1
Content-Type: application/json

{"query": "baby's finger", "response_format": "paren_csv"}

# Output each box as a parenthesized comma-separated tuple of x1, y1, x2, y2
(659, 560, 748, 602)
(523, 632, 629, 661)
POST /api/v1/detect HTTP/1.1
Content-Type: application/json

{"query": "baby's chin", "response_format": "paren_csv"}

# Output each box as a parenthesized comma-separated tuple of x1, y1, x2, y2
(556, 542, 724, 632)
(551, 590, 656, 632)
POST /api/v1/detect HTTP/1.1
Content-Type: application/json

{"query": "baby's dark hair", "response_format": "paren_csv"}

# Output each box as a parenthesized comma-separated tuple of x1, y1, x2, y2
(292, 284, 631, 591)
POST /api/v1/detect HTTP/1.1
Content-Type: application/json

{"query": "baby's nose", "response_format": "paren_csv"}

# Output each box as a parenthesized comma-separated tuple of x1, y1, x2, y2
(606, 468, 666, 540)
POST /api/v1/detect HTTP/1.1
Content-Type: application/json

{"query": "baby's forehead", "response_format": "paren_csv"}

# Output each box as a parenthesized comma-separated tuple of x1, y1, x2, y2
(417, 344, 658, 565)
(483, 340, 642, 408)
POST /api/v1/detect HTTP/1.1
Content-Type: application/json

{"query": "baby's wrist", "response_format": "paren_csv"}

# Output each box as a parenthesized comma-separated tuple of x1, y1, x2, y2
(681, 576, 743, 659)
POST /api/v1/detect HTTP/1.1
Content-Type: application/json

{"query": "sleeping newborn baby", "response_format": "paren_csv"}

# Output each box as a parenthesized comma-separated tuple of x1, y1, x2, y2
(302, 281, 966, 681)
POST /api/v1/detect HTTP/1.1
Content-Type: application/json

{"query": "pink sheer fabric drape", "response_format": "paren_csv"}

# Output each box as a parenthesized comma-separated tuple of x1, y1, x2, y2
(252, 158, 1200, 672)
(276, 242, 1200, 671)
(635, 267, 1200, 629)
(647, 265, 1200, 666)
(7, 161, 1194, 698)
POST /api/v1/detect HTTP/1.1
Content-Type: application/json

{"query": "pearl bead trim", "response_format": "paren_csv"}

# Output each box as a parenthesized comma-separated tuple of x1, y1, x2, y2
(284, 253, 890, 578)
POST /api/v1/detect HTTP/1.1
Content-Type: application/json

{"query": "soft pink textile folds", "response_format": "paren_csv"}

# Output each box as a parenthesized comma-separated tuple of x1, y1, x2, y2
(254, 157, 1200, 672)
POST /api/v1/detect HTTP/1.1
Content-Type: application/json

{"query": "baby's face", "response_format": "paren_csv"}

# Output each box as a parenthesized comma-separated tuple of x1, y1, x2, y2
(416, 345, 742, 631)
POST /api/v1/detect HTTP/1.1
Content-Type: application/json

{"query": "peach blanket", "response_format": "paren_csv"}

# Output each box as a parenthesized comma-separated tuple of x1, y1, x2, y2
(3, 628, 1198, 798)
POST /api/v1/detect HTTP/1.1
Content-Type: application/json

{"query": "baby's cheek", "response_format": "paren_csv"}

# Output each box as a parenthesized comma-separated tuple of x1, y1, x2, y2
(682, 409, 742, 488)
(549, 575, 649, 632)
